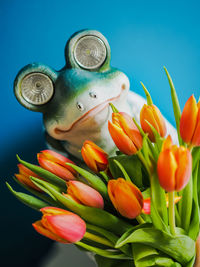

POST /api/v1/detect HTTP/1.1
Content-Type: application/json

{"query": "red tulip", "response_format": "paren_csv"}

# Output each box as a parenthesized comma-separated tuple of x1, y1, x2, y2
(180, 95, 200, 146)
(81, 141, 108, 172)
(157, 136, 192, 192)
(64, 181, 104, 209)
(108, 178, 143, 219)
(32, 207, 86, 243)
(37, 150, 77, 180)
(140, 104, 166, 142)
(15, 164, 43, 192)
(108, 112, 143, 155)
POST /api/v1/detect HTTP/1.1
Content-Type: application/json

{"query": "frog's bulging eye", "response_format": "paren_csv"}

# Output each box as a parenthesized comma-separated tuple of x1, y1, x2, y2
(20, 72, 54, 105)
(76, 102, 84, 111)
(89, 91, 97, 98)
(74, 35, 107, 70)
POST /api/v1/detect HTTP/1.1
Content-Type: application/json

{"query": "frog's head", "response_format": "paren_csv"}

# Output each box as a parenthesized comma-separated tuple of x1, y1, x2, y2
(14, 30, 131, 158)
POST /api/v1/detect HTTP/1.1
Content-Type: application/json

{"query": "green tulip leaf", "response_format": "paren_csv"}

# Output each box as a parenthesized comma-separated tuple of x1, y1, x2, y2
(109, 103, 119, 113)
(13, 176, 62, 207)
(140, 82, 153, 106)
(113, 160, 131, 182)
(116, 223, 152, 248)
(109, 154, 147, 188)
(6, 182, 48, 211)
(76, 241, 132, 260)
(188, 164, 200, 240)
(66, 163, 108, 200)
(116, 227, 195, 265)
(164, 67, 183, 146)
(86, 224, 131, 257)
(16, 155, 66, 189)
(95, 255, 133, 267)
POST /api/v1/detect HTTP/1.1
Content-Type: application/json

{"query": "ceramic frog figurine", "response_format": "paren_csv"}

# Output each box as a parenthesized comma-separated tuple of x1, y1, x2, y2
(14, 29, 177, 160)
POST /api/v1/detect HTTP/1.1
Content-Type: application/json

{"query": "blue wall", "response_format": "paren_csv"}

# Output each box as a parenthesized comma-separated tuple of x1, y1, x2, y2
(1, 0, 200, 266)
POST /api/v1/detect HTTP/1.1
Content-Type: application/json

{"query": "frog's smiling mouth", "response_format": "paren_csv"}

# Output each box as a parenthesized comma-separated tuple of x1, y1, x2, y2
(54, 90, 123, 135)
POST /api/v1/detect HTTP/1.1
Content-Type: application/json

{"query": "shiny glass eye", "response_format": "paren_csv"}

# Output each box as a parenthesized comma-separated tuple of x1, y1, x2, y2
(76, 102, 84, 111)
(20, 72, 54, 105)
(74, 35, 107, 70)
(89, 91, 97, 98)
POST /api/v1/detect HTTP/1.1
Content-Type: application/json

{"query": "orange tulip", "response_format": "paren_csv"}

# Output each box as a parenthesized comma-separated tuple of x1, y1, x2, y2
(15, 164, 43, 192)
(37, 150, 77, 181)
(157, 136, 192, 192)
(32, 207, 86, 243)
(142, 195, 182, 214)
(108, 112, 143, 155)
(180, 95, 200, 146)
(81, 141, 108, 172)
(64, 181, 104, 209)
(140, 104, 166, 142)
(108, 178, 143, 219)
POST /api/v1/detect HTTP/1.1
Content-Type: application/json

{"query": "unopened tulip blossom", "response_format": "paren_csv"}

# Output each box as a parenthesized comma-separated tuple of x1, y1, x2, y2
(157, 136, 192, 192)
(81, 141, 108, 172)
(108, 112, 143, 155)
(180, 95, 200, 147)
(140, 104, 166, 142)
(37, 150, 77, 180)
(15, 164, 43, 192)
(64, 180, 104, 209)
(32, 207, 86, 243)
(108, 178, 143, 219)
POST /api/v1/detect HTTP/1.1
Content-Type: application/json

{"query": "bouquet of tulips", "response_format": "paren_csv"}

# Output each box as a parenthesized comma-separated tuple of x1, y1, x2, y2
(7, 68, 200, 267)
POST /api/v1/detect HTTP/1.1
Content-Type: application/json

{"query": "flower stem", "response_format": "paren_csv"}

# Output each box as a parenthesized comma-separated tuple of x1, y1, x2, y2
(168, 191, 176, 235)
(84, 232, 114, 247)
(137, 150, 151, 176)
(136, 215, 145, 224)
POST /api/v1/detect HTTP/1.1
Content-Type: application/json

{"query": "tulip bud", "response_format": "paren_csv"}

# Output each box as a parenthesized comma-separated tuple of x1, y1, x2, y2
(180, 95, 200, 146)
(37, 150, 77, 181)
(143, 195, 182, 214)
(15, 164, 42, 191)
(108, 178, 143, 219)
(32, 207, 86, 243)
(108, 112, 143, 155)
(81, 141, 108, 173)
(64, 181, 104, 209)
(157, 136, 192, 192)
(140, 104, 166, 142)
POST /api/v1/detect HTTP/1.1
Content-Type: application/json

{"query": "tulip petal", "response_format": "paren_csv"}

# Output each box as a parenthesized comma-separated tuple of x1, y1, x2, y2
(157, 150, 177, 192)
(180, 95, 198, 143)
(108, 121, 137, 155)
(118, 112, 143, 150)
(151, 105, 167, 137)
(81, 146, 98, 172)
(45, 214, 86, 242)
(15, 173, 42, 192)
(108, 178, 143, 219)
(39, 150, 77, 175)
(67, 181, 104, 209)
(38, 157, 75, 180)
(40, 206, 72, 215)
(191, 107, 200, 146)
(33, 220, 68, 243)
(161, 135, 173, 152)
(18, 164, 41, 178)
(175, 147, 192, 191)
(114, 181, 142, 219)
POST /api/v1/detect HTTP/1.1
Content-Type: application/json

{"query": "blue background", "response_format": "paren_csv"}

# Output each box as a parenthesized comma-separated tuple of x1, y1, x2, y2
(1, 0, 200, 266)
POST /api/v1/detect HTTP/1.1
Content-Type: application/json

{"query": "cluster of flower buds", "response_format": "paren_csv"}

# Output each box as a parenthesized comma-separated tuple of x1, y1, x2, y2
(12, 91, 199, 248)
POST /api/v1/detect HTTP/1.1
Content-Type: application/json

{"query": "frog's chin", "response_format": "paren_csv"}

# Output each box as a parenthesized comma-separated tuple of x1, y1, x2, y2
(52, 91, 123, 139)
